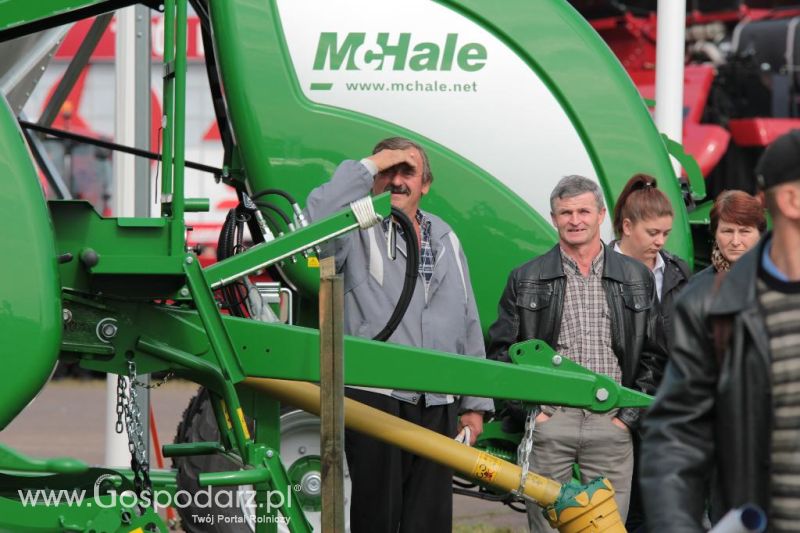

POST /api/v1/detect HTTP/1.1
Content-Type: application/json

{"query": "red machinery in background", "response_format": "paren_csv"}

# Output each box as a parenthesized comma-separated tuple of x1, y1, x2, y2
(573, 0, 800, 197)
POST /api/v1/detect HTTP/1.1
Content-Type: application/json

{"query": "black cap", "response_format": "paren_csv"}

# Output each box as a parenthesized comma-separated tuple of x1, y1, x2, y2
(755, 129, 800, 190)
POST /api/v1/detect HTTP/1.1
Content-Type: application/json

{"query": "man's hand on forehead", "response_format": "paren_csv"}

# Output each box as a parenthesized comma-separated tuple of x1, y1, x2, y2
(367, 148, 418, 174)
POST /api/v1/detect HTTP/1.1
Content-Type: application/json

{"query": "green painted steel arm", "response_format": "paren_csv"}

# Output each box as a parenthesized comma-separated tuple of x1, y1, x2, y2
(203, 193, 391, 289)
(74, 295, 650, 413)
(0, 0, 137, 41)
(222, 319, 651, 411)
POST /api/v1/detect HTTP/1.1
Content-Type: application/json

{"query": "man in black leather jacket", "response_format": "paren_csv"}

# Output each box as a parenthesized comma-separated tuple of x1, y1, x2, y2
(487, 175, 667, 530)
(641, 130, 800, 532)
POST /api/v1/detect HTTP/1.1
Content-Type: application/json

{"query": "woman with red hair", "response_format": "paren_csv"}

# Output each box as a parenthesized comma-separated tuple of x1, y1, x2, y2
(701, 190, 767, 276)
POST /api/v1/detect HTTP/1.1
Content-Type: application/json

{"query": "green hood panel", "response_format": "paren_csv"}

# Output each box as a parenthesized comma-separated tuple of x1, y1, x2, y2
(0, 97, 61, 429)
(209, 0, 690, 331)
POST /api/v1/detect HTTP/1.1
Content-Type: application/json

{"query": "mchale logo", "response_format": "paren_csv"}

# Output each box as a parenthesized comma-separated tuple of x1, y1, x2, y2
(313, 32, 487, 72)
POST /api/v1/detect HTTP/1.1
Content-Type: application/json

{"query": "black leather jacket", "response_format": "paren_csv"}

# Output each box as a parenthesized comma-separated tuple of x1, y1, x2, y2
(641, 236, 773, 531)
(487, 244, 668, 429)
(608, 243, 691, 351)
(659, 249, 692, 352)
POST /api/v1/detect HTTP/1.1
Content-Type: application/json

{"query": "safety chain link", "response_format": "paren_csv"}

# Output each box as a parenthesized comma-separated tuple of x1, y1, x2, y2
(115, 374, 127, 434)
(513, 407, 538, 500)
(132, 371, 174, 390)
(115, 356, 152, 513)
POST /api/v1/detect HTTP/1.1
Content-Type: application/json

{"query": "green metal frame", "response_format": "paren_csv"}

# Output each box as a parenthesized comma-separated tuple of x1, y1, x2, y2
(0, 192, 653, 530)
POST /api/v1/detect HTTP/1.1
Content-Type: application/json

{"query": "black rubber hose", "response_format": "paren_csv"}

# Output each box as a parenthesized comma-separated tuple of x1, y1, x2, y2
(216, 209, 236, 261)
(216, 209, 245, 317)
(372, 207, 419, 342)
(254, 200, 292, 226)
(241, 201, 285, 285)
(250, 188, 297, 206)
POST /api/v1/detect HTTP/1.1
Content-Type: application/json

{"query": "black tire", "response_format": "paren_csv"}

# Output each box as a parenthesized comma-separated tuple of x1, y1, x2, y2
(172, 387, 351, 532)
(173, 387, 252, 533)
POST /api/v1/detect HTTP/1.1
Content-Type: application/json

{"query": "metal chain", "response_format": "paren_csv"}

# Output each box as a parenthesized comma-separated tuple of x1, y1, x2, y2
(513, 407, 538, 499)
(115, 375, 127, 434)
(114, 357, 153, 513)
(132, 371, 174, 390)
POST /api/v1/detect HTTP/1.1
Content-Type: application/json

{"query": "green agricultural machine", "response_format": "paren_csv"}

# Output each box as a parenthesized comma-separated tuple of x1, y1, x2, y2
(0, 0, 700, 531)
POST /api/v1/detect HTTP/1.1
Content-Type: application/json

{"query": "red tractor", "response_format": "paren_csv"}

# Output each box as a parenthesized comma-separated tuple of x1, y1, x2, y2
(575, 0, 800, 196)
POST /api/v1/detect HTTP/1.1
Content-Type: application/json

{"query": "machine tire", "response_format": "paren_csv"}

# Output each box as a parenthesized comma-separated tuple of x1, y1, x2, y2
(173, 388, 251, 533)
(173, 387, 351, 532)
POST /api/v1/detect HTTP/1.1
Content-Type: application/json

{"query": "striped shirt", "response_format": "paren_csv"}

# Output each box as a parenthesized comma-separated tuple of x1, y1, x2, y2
(557, 249, 621, 384)
(761, 274, 800, 532)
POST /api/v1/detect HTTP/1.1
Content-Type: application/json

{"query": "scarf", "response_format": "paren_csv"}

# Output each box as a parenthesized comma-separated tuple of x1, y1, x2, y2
(711, 241, 732, 273)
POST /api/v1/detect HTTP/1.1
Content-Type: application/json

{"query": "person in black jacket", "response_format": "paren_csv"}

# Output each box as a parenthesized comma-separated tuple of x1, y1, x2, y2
(610, 173, 691, 532)
(487, 174, 667, 531)
(612, 174, 691, 350)
(641, 130, 800, 532)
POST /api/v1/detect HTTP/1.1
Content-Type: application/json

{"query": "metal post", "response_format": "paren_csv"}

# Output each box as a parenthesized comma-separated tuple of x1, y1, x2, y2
(160, 0, 175, 212)
(106, 6, 140, 467)
(133, 2, 152, 466)
(106, 5, 152, 467)
(319, 256, 345, 531)
(171, 0, 188, 255)
(113, 6, 137, 218)
(654, 0, 687, 175)
(133, 4, 152, 218)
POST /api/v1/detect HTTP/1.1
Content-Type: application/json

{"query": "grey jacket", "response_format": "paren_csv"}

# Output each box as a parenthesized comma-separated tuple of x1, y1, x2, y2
(306, 160, 493, 413)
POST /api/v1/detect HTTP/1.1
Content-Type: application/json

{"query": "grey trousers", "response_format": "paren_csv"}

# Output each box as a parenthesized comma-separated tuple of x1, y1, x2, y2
(525, 407, 634, 532)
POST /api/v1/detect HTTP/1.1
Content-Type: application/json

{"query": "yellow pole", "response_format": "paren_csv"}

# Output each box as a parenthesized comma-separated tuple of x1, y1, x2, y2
(244, 378, 626, 532)
(246, 378, 560, 502)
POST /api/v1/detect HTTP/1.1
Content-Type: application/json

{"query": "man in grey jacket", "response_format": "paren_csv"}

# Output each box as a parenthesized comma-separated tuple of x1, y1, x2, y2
(305, 137, 493, 533)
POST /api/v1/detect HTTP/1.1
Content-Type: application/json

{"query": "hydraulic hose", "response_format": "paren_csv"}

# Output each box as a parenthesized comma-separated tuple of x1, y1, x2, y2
(254, 200, 292, 227)
(250, 188, 298, 206)
(251, 188, 308, 229)
(217, 195, 418, 336)
(216, 208, 246, 317)
(372, 207, 419, 342)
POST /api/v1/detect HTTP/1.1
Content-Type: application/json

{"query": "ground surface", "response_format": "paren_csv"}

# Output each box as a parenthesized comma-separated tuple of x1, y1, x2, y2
(3, 378, 528, 532)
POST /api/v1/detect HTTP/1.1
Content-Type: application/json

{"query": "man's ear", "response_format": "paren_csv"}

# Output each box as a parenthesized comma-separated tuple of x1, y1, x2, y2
(421, 181, 431, 196)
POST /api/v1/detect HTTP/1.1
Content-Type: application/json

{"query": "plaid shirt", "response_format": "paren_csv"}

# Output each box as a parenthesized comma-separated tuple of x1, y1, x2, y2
(556, 248, 622, 384)
(383, 210, 434, 287)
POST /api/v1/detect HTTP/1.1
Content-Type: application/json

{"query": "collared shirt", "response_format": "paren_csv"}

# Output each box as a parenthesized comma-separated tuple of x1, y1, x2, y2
(556, 248, 622, 384)
(360, 158, 435, 286)
(762, 236, 789, 282)
(382, 210, 435, 287)
(613, 242, 665, 300)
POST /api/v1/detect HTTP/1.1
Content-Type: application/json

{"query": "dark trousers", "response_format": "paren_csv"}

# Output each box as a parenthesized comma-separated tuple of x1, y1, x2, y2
(344, 388, 456, 533)
(625, 437, 647, 533)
